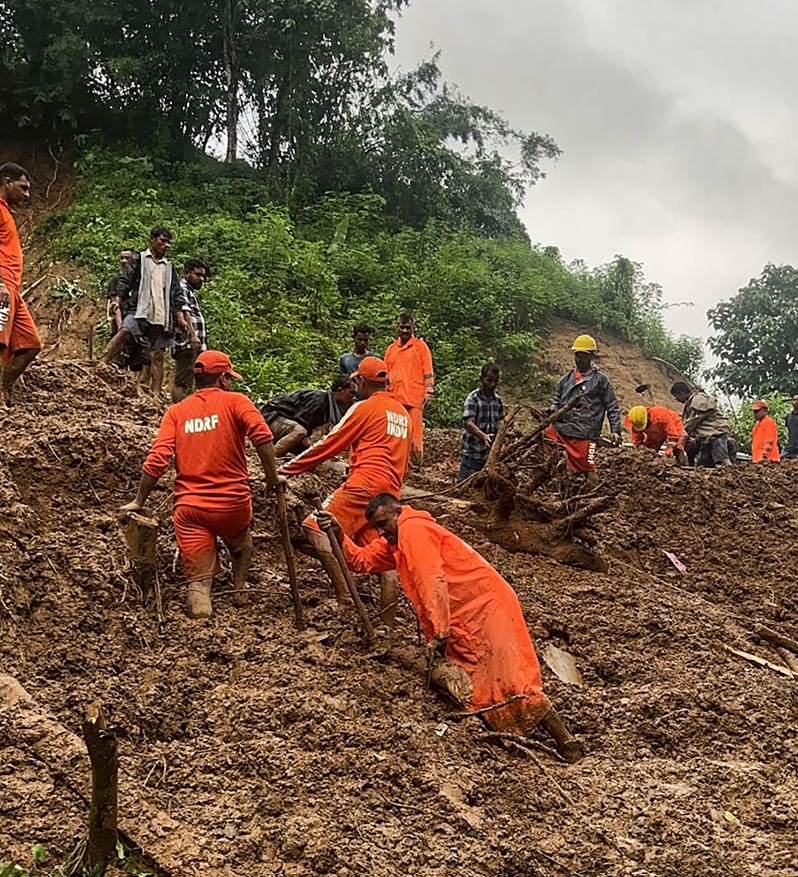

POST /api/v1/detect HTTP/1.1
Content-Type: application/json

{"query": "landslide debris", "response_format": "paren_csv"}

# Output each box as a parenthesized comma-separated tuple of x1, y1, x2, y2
(1, 362, 797, 877)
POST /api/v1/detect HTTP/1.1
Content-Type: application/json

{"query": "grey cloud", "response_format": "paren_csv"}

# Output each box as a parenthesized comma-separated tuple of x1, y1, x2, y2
(394, 1, 798, 341)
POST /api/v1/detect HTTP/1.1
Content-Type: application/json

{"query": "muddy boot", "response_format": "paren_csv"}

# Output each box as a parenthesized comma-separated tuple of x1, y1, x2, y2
(232, 584, 248, 607)
(187, 579, 213, 619)
(541, 708, 583, 763)
(585, 471, 599, 491)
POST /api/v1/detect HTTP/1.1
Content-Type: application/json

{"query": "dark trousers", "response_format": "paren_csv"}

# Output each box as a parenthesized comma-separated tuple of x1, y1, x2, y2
(458, 456, 486, 482)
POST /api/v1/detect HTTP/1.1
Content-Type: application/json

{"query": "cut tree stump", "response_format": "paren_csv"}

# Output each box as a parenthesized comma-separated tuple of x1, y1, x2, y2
(122, 511, 159, 599)
(0, 674, 188, 877)
(82, 702, 118, 868)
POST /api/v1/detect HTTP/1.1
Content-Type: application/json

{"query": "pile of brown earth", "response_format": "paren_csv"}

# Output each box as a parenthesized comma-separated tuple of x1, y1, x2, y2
(1, 362, 797, 877)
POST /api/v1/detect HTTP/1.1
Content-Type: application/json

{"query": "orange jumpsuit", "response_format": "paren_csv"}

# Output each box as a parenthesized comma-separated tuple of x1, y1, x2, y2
(0, 197, 41, 358)
(384, 336, 434, 457)
(752, 415, 780, 463)
(342, 508, 552, 734)
(142, 388, 274, 580)
(625, 406, 684, 454)
(282, 391, 413, 544)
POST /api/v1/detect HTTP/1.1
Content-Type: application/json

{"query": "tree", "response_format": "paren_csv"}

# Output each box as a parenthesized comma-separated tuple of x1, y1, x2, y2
(707, 264, 798, 396)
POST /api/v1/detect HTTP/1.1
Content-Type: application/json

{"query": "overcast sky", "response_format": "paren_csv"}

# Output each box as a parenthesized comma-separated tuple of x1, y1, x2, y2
(393, 0, 798, 342)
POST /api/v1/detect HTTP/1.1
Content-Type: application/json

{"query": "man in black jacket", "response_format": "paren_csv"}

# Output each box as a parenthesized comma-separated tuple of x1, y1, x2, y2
(101, 226, 188, 395)
(262, 375, 355, 456)
(546, 334, 622, 485)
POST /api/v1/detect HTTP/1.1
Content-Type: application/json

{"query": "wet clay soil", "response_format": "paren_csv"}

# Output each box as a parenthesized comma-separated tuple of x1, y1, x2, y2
(1, 363, 797, 876)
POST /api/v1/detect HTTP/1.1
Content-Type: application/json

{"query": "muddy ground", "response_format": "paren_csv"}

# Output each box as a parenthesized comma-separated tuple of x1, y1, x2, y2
(2, 362, 798, 877)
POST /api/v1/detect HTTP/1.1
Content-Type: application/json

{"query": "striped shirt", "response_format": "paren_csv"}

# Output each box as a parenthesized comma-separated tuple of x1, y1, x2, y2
(461, 388, 504, 463)
(174, 279, 207, 352)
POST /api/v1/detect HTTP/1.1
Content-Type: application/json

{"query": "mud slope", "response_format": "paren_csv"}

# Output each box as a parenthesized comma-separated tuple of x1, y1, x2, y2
(2, 362, 797, 877)
(537, 318, 689, 410)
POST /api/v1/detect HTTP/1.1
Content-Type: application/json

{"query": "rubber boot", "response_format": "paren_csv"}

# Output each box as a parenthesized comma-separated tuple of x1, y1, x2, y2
(187, 579, 213, 619)
(541, 708, 583, 763)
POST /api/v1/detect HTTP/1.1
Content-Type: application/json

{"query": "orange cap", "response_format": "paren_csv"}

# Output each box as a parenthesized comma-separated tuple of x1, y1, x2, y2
(193, 350, 242, 380)
(354, 357, 388, 384)
(751, 399, 768, 411)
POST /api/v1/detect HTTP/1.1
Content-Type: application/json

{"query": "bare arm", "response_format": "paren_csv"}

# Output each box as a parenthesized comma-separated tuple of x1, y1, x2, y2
(120, 472, 160, 513)
(464, 416, 492, 448)
(254, 440, 281, 488)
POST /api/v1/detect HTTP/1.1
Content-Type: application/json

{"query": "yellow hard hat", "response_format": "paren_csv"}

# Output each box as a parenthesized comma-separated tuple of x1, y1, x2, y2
(571, 334, 597, 353)
(628, 406, 648, 431)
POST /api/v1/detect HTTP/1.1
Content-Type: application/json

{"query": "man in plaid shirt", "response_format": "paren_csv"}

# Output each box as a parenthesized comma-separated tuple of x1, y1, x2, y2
(171, 259, 209, 402)
(458, 363, 504, 482)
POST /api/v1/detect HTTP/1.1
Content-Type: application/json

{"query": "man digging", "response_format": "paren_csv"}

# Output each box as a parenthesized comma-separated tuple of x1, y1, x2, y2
(280, 357, 411, 629)
(317, 495, 582, 763)
(121, 351, 281, 618)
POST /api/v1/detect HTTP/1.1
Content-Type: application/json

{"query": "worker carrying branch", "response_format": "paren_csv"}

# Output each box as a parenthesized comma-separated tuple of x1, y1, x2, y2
(751, 400, 780, 463)
(121, 351, 281, 619)
(317, 495, 582, 763)
(626, 405, 687, 464)
(546, 334, 622, 485)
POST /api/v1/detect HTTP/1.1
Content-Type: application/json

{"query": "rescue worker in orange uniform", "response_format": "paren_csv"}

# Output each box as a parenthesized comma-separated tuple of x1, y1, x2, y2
(0, 162, 41, 406)
(317, 494, 581, 763)
(384, 313, 434, 466)
(626, 405, 687, 464)
(280, 357, 412, 626)
(751, 400, 780, 463)
(121, 351, 282, 619)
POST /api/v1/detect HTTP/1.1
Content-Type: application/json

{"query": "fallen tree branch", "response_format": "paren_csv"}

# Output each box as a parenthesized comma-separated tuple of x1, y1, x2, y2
(502, 395, 584, 464)
(754, 624, 798, 657)
(484, 405, 521, 471)
(776, 648, 798, 675)
(723, 645, 793, 678)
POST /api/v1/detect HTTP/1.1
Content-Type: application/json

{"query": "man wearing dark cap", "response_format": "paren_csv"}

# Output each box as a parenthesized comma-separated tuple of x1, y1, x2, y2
(280, 357, 412, 627)
(121, 351, 281, 618)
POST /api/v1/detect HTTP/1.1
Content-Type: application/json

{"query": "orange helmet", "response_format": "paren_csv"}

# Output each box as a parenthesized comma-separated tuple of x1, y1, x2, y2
(751, 400, 768, 411)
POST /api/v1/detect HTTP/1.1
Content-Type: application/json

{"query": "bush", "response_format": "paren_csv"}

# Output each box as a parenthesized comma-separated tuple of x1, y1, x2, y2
(41, 148, 701, 421)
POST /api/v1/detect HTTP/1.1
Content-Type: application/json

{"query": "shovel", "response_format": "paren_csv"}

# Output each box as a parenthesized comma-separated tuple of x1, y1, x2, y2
(635, 382, 655, 405)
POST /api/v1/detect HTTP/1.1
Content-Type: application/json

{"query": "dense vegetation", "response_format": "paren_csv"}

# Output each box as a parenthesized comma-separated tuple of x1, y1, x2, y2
(4, 0, 702, 421)
(39, 149, 701, 420)
(708, 264, 798, 398)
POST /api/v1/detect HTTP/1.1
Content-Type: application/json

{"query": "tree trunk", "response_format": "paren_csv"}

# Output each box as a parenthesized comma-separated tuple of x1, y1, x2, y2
(122, 512, 159, 600)
(82, 703, 119, 868)
(223, 0, 239, 163)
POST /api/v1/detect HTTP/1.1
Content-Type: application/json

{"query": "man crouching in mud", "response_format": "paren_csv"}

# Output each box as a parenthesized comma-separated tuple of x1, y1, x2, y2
(318, 495, 582, 763)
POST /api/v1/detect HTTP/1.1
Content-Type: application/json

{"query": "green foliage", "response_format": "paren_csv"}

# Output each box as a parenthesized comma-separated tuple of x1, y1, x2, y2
(560, 255, 704, 380)
(0, 864, 32, 877)
(0, 843, 48, 877)
(41, 147, 699, 424)
(727, 393, 791, 455)
(1, 0, 558, 229)
(707, 264, 798, 395)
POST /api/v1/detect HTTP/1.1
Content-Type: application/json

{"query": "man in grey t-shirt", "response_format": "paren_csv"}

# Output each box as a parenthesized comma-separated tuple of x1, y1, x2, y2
(339, 323, 378, 377)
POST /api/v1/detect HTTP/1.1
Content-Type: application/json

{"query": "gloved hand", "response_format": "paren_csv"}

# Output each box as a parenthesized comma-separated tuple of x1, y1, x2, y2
(610, 433, 623, 447)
